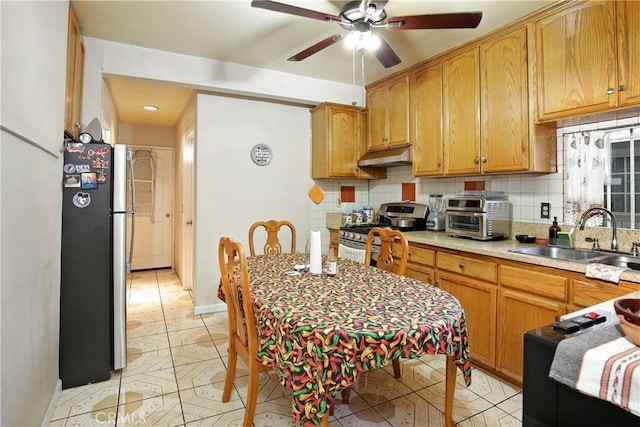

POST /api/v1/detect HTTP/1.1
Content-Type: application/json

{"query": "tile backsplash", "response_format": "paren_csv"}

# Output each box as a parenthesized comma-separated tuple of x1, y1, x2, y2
(311, 112, 640, 246)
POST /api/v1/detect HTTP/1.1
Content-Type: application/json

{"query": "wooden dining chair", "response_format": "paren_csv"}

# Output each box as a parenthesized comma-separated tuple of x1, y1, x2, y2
(366, 227, 409, 375)
(365, 226, 409, 276)
(218, 236, 271, 427)
(248, 219, 296, 256)
(341, 227, 410, 404)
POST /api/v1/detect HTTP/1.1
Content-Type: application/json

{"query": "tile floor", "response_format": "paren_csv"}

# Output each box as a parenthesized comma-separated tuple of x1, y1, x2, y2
(51, 268, 523, 426)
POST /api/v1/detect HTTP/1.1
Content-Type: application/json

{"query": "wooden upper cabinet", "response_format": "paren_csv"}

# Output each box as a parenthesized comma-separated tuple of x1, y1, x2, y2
(366, 74, 410, 151)
(481, 28, 530, 173)
(617, 0, 640, 107)
(411, 62, 443, 177)
(64, 6, 84, 140)
(310, 103, 386, 180)
(534, 1, 618, 121)
(443, 47, 481, 175)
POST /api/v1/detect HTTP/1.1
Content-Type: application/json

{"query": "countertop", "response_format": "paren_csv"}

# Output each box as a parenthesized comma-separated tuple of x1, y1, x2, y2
(401, 230, 640, 285)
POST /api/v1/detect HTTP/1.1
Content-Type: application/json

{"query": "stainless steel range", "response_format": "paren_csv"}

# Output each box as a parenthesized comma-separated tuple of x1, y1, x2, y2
(339, 202, 429, 264)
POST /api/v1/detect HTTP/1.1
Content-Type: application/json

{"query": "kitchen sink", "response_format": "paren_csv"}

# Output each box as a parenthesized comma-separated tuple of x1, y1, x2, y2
(593, 254, 640, 270)
(509, 246, 640, 270)
(508, 246, 603, 262)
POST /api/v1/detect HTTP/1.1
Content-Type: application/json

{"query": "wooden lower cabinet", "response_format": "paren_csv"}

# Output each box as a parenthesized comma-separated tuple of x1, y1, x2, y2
(399, 243, 436, 285)
(571, 278, 638, 309)
(401, 242, 639, 387)
(497, 289, 567, 384)
(438, 271, 497, 367)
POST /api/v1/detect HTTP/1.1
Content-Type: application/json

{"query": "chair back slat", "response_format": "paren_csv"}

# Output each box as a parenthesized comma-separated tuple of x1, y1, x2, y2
(218, 237, 255, 350)
(364, 227, 409, 276)
(248, 220, 296, 256)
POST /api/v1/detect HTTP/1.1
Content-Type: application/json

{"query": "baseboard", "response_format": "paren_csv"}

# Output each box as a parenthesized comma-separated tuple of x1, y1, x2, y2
(194, 303, 226, 315)
(41, 379, 62, 426)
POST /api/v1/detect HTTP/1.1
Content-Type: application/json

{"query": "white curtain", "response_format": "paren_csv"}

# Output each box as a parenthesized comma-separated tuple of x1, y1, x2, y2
(564, 130, 610, 225)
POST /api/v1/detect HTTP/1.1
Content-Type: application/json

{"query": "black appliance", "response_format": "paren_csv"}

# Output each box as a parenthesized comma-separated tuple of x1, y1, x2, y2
(523, 325, 638, 426)
(59, 143, 135, 388)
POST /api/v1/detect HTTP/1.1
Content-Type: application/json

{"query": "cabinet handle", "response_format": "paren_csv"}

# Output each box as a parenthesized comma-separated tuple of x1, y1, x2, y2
(436, 161, 441, 167)
(458, 262, 465, 269)
(606, 88, 615, 95)
(383, 136, 389, 142)
(481, 157, 487, 163)
(74, 122, 81, 128)
(473, 158, 480, 164)
(618, 84, 627, 92)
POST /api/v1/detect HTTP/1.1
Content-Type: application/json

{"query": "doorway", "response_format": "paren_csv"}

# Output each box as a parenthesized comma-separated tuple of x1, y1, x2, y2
(127, 146, 174, 270)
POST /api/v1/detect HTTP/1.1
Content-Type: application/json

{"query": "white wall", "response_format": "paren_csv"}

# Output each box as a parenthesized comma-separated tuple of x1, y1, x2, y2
(118, 123, 176, 148)
(1, 1, 68, 425)
(82, 39, 359, 311)
(194, 94, 313, 312)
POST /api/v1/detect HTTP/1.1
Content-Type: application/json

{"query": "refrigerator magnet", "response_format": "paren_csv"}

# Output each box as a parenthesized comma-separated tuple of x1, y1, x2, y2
(64, 174, 81, 187)
(81, 172, 97, 189)
(75, 164, 90, 173)
(63, 163, 76, 174)
(72, 192, 91, 208)
(97, 171, 107, 184)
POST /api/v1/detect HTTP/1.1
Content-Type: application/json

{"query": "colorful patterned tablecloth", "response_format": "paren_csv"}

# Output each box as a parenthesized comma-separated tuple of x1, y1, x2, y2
(217, 253, 471, 426)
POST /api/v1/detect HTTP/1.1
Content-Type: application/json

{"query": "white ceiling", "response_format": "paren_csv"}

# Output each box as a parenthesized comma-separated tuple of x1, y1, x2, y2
(72, 0, 554, 127)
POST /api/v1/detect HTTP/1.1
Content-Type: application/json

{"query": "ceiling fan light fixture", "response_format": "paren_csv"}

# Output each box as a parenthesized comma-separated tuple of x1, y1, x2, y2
(345, 31, 380, 52)
(143, 105, 159, 111)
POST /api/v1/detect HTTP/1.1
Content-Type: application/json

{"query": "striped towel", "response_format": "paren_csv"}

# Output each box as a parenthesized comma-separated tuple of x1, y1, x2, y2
(338, 244, 366, 264)
(549, 323, 640, 417)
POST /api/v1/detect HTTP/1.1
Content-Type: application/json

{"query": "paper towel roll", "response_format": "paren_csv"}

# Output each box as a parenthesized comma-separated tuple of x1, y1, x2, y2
(309, 229, 323, 275)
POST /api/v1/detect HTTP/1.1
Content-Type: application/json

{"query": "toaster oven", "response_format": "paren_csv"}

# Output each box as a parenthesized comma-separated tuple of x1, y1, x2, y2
(445, 192, 510, 240)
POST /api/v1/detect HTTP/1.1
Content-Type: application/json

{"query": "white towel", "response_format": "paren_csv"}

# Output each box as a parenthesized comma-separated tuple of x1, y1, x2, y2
(585, 263, 627, 284)
(338, 244, 366, 264)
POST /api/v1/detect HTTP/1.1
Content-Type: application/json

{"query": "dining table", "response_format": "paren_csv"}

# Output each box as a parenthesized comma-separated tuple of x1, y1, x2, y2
(217, 252, 472, 427)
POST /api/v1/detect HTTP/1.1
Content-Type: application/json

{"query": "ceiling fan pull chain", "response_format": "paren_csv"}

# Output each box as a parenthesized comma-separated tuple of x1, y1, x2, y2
(361, 53, 366, 109)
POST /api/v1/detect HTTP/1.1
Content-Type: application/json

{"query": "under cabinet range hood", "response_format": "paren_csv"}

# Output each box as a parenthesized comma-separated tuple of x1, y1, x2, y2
(357, 146, 413, 167)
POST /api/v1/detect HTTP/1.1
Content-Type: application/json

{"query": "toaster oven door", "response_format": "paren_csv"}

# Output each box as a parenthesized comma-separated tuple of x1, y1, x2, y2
(445, 211, 486, 238)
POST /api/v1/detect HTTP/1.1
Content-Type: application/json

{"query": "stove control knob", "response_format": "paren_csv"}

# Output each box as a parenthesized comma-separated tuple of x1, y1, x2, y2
(355, 234, 361, 240)
(349, 233, 355, 239)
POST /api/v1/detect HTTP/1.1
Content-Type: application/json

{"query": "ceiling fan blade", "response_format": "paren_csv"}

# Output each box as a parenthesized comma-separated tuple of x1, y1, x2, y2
(287, 34, 345, 62)
(375, 36, 401, 68)
(386, 12, 483, 30)
(251, 0, 340, 22)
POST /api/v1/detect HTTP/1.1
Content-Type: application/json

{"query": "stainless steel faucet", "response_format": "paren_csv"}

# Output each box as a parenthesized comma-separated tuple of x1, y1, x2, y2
(576, 207, 618, 251)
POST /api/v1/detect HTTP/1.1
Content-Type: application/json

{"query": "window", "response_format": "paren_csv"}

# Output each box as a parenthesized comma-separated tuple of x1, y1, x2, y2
(564, 125, 640, 230)
(606, 129, 640, 229)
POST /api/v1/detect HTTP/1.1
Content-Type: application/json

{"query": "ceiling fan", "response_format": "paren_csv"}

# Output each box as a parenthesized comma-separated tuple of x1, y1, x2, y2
(251, 0, 482, 68)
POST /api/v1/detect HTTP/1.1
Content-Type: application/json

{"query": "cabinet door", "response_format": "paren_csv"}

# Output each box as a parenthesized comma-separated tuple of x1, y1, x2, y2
(481, 28, 529, 173)
(386, 75, 410, 147)
(438, 271, 497, 367)
(64, 7, 83, 140)
(366, 86, 387, 151)
(328, 108, 360, 177)
(534, 1, 617, 120)
(617, 0, 640, 107)
(443, 47, 480, 175)
(497, 289, 566, 384)
(411, 62, 443, 176)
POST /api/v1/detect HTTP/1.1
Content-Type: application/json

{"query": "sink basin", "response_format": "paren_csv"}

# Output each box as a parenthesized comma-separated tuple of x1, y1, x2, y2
(508, 246, 603, 262)
(592, 254, 640, 270)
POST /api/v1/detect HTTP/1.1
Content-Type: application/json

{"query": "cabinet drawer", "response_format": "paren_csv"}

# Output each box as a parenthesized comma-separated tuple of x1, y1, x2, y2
(501, 265, 568, 301)
(572, 279, 638, 308)
(437, 252, 497, 283)
(400, 244, 435, 267)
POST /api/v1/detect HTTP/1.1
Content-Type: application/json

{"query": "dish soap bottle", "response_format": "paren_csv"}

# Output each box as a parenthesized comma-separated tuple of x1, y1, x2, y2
(326, 244, 338, 276)
(549, 216, 561, 246)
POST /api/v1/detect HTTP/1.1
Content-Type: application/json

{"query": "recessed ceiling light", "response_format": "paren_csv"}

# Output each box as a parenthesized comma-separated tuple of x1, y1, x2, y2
(143, 105, 159, 111)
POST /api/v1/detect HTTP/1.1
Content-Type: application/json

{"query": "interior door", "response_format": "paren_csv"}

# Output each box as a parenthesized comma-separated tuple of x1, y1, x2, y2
(182, 130, 195, 290)
(128, 147, 174, 270)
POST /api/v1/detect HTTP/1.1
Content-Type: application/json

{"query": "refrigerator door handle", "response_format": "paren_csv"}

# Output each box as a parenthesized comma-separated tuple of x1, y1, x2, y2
(126, 149, 136, 272)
